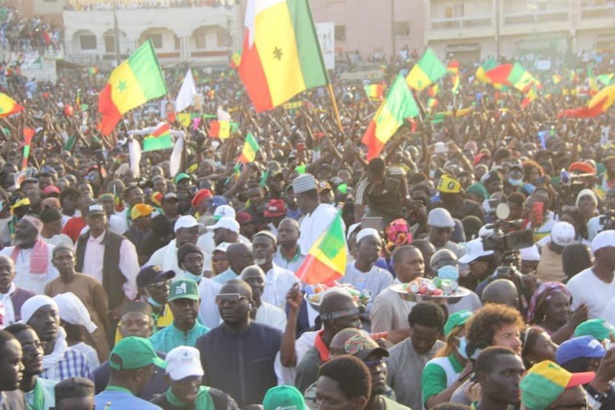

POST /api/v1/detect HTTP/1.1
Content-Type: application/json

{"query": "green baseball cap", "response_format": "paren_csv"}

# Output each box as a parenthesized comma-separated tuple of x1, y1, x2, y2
(574, 319, 615, 341)
(168, 279, 199, 302)
(444, 310, 473, 337)
(263, 385, 306, 410)
(109, 337, 166, 371)
(520, 360, 595, 410)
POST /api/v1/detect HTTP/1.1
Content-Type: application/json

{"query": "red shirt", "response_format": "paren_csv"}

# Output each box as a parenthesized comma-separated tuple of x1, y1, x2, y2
(62, 216, 86, 243)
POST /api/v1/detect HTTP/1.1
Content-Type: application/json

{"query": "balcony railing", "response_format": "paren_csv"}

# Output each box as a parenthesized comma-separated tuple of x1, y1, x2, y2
(430, 15, 492, 30)
(502, 9, 569, 25)
(580, 4, 615, 19)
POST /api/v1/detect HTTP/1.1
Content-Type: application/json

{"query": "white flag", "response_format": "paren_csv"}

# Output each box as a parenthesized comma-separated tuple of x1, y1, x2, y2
(175, 69, 197, 113)
(170, 134, 184, 177)
(128, 137, 141, 179)
(217, 106, 231, 121)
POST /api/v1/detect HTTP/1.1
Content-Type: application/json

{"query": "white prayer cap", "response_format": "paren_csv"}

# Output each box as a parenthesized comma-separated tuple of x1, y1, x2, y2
(21, 295, 58, 324)
(53, 293, 97, 333)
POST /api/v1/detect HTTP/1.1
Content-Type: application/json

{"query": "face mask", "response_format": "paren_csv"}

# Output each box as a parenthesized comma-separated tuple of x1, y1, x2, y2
(456, 336, 468, 359)
(183, 271, 202, 284)
(508, 177, 523, 187)
(146, 296, 162, 309)
(523, 183, 536, 194)
(437, 265, 459, 281)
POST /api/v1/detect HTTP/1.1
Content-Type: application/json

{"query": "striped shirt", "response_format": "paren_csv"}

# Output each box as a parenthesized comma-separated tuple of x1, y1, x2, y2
(41, 348, 92, 381)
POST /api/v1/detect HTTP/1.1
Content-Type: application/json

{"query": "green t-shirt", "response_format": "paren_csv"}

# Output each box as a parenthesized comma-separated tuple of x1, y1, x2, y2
(421, 354, 464, 405)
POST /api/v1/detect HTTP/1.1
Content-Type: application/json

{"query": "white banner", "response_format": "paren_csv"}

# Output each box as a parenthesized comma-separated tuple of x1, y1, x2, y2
(316, 22, 335, 70)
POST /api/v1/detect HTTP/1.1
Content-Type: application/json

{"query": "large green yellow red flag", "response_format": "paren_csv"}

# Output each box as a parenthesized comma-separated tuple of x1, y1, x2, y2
(406, 48, 447, 90)
(558, 83, 615, 119)
(0, 93, 23, 118)
(295, 213, 346, 284)
(362, 75, 419, 160)
(238, 0, 329, 113)
(98, 40, 167, 135)
(143, 123, 173, 152)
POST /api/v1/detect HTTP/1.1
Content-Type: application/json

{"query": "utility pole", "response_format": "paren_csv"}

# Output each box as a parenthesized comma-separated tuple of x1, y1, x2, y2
(494, 0, 500, 60)
(391, 0, 396, 59)
(113, 3, 121, 66)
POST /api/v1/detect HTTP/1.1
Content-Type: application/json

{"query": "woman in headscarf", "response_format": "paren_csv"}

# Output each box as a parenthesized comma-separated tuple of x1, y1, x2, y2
(527, 282, 588, 344)
(374, 218, 412, 277)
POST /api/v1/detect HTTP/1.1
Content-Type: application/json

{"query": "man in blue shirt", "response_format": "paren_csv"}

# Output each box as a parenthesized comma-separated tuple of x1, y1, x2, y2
(94, 337, 166, 410)
(150, 279, 209, 353)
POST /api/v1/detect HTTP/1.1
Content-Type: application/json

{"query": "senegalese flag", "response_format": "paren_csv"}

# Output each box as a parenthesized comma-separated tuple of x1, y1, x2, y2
(427, 98, 439, 112)
(237, 132, 260, 163)
(364, 84, 385, 100)
(230, 52, 242, 69)
(429, 107, 473, 123)
(22, 128, 34, 170)
(552, 74, 563, 84)
(295, 212, 347, 284)
(362, 74, 419, 160)
(238, 0, 329, 112)
(570, 70, 579, 84)
(98, 40, 167, 136)
(521, 86, 537, 108)
(0, 93, 23, 118)
(475, 58, 497, 83)
(143, 123, 174, 152)
(177, 113, 201, 127)
(88, 67, 99, 75)
(209, 120, 231, 139)
(406, 48, 447, 90)
(427, 83, 439, 97)
(558, 83, 615, 119)
(598, 74, 614, 87)
(447, 60, 460, 94)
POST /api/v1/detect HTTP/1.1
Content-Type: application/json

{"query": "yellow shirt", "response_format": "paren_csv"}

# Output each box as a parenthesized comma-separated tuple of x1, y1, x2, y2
(115, 303, 174, 344)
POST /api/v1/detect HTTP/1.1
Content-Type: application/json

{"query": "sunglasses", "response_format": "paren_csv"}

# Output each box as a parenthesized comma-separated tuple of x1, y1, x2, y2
(215, 293, 248, 306)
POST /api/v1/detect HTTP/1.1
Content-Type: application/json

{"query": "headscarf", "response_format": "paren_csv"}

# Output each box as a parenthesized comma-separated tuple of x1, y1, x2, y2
(385, 218, 411, 252)
(527, 282, 572, 324)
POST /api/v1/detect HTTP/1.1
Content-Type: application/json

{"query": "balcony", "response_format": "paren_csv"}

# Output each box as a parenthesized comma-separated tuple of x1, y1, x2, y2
(580, 4, 615, 19)
(430, 15, 492, 30)
(502, 9, 569, 25)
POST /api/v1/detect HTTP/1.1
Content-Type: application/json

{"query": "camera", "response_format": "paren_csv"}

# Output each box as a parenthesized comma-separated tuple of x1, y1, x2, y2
(557, 170, 592, 209)
(482, 204, 534, 262)
(599, 210, 615, 232)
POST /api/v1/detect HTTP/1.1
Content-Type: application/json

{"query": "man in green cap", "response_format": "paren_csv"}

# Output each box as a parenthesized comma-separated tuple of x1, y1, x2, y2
(93, 336, 166, 409)
(149, 279, 209, 353)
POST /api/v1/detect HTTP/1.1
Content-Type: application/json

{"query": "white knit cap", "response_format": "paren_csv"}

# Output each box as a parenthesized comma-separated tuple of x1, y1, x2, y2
(53, 293, 97, 333)
(356, 228, 380, 243)
(21, 295, 58, 324)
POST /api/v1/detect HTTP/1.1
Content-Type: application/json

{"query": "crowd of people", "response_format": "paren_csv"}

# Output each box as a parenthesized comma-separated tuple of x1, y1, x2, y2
(0, 7, 62, 55)
(0, 40, 614, 410)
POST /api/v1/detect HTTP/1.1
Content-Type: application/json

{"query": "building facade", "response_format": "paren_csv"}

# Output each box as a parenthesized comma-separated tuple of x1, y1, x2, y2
(425, 0, 615, 62)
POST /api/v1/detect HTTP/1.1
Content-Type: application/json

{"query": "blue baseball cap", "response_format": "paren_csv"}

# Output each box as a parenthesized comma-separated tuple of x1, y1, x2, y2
(556, 336, 605, 366)
(208, 195, 228, 208)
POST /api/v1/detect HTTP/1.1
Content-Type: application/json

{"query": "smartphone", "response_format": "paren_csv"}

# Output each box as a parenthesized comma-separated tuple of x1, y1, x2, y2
(361, 217, 383, 230)
(532, 202, 544, 226)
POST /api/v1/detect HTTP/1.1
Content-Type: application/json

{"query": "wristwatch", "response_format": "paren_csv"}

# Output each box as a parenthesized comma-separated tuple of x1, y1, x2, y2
(586, 384, 610, 403)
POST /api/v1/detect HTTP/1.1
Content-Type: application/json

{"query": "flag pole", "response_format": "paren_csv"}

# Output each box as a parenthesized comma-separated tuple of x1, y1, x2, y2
(327, 83, 343, 132)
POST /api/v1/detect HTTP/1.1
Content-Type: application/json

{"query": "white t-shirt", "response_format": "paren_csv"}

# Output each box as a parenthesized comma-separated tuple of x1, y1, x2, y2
(568, 267, 615, 319)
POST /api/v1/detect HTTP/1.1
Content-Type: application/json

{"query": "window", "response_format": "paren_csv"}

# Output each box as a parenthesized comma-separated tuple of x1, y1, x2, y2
(149, 34, 163, 49)
(334, 25, 345, 41)
(445, 5, 464, 18)
(195, 32, 206, 49)
(80, 35, 97, 50)
(394, 21, 410, 37)
(174, 34, 180, 50)
(217, 30, 230, 48)
(105, 36, 115, 53)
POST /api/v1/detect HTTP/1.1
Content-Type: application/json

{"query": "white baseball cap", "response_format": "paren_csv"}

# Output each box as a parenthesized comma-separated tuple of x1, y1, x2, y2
(356, 228, 380, 243)
(166, 346, 204, 381)
(551, 222, 575, 247)
(206, 216, 240, 233)
(592, 230, 615, 253)
(213, 205, 236, 221)
(214, 242, 231, 253)
(459, 238, 494, 264)
(174, 215, 204, 233)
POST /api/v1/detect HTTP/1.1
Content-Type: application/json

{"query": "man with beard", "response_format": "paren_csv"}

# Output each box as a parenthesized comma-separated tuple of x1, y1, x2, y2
(371, 245, 425, 342)
(240, 266, 286, 331)
(5, 323, 57, 410)
(273, 218, 305, 273)
(175, 243, 222, 329)
(0, 329, 25, 410)
(150, 346, 238, 409)
(20, 295, 91, 381)
(252, 231, 298, 309)
(0, 215, 58, 295)
(196, 279, 282, 408)
(472, 347, 525, 410)
(212, 243, 253, 284)
(340, 229, 394, 326)
(0, 255, 35, 326)
(149, 279, 209, 354)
